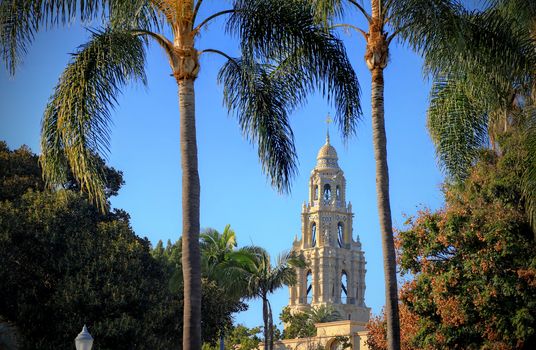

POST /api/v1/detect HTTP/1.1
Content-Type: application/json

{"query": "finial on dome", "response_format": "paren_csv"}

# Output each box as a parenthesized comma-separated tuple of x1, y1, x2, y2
(326, 113, 332, 144)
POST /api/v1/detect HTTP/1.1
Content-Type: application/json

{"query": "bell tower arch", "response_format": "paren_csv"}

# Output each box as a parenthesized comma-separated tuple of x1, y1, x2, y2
(289, 136, 370, 323)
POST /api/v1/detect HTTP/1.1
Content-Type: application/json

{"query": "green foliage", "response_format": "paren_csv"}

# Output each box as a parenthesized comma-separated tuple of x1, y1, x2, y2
(0, 143, 246, 349)
(0, 183, 179, 349)
(280, 307, 316, 339)
(280, 305, 342, 339)
(0, 141, 43, 200)
(398, 131, 536, 349)
(202, 324, 262, 350)
(417, 1, 536, 184)
(150, 236, 249, 347)
(40, 28, 147, 210)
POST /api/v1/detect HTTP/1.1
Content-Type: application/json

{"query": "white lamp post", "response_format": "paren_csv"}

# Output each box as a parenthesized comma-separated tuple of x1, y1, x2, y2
(75, 325, 94, 350)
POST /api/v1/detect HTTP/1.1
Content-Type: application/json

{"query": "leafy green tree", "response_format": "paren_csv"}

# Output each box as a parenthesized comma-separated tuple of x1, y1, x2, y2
(281, 307, 316, 339)
(0, 143, 247, 349)
(0, 2, 362, 347)
(241, 248, 306, 350)
(397, 131, 536, 349)
(0, 174, 180, 349)
(150, 237, 248, 347)
(202, 325, 261, 350)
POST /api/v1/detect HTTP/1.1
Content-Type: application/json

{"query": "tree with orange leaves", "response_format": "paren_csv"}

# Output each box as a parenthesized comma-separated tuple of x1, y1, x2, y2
(395, 130, 536, 349)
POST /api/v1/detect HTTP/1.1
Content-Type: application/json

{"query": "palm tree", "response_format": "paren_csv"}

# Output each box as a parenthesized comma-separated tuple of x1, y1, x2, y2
(419, 0, 536, 233)
(0, 1, 362, 349)
(200, 225, 257, 298)
(304, 2, 466, 348)
(305, 305, 341, 324)
(242, 248, 306, 350)
(200, 225, 237, 279)
(307, 5, 402, 346)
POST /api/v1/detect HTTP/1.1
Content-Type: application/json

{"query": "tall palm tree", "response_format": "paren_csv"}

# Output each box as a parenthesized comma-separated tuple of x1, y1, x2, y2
(305, 1, 465, 349)
(242, 248, 306, 350)
(0, 1, 362, 349)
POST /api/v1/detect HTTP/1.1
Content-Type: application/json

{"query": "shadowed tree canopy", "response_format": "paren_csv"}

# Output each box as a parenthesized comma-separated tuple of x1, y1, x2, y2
(0, 143, 246, 349)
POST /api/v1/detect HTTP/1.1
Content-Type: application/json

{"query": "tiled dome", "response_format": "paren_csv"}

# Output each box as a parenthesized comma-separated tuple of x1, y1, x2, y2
(316, 135, 339, 168)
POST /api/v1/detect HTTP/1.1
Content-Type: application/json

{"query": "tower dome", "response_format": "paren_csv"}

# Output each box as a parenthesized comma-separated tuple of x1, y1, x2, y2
(316, 135, 339, 169)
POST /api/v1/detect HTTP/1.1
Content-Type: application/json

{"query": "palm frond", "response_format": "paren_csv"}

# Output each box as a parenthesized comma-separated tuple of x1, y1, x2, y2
(0, 0, 158, 74)
(524, 109, 536, 235)
(391, 1, 535, 92)
(40, 28, 147, 210)
(218, 57, 298, 194)
(306, 305, 342, 323)
(427, 76, 489, 180)
(229, 0, 362, 139)
(308, 0, 346, 25)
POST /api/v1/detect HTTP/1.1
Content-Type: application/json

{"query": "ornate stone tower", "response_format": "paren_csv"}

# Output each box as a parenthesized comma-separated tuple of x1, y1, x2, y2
(288, 135, 370, 323)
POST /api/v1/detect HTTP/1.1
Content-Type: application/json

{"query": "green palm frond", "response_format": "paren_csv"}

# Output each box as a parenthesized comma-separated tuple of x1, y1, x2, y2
(388, 0, 463, 50)
(40, 28, 147, 210)
(392, 1, 534, 95)
(229, 0, 362, 139)
(308, 0, 346, 25)
(306, 305, 342, 323)
(0, 0, 158, 74)
(524, 109, 536, 234)
(218, 58, 298, 194)
(427, 76, 489, 180)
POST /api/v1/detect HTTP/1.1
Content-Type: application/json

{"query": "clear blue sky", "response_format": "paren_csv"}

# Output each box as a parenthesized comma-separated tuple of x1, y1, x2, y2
(0, 3, 444, 331)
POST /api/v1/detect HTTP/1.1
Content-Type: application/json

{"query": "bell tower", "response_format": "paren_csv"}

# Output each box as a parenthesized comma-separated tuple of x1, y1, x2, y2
(288, 135, 370, 323)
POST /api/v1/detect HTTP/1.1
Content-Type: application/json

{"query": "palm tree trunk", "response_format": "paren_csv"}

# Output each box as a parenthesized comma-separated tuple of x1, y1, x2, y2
(178, 77, 202, 350)
(370, 66, 400, 350)
(366, 2, 400, 347)
(263, 294, 269, 350)
(268, 300, 274, 350)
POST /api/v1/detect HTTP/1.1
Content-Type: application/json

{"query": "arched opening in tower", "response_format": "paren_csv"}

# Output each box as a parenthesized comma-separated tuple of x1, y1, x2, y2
(311, 222, 317, 247)
(306, 271, 313, 304)
(341, 271, 348, 304)
(323, 184, 331, 201)
(337, 222, 344, 247)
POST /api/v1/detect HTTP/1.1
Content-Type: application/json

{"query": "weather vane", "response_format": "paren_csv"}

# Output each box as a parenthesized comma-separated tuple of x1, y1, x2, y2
(326, 113, 333, 141)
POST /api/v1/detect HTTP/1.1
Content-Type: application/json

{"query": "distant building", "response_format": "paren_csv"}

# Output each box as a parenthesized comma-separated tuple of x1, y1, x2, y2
(269, 135, 370, 350)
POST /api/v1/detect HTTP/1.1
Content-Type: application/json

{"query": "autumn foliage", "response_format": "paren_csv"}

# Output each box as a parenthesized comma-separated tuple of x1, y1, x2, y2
(367, 132, 536, 349)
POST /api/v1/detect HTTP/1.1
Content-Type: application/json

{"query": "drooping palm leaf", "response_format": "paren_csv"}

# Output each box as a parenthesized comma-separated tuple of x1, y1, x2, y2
(40, 28, 147, 210)
(427, 75, 489, 180)
(219, 57, 298, 193)
(229, 0, 362, 139)
(0, 0, 158, 74)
